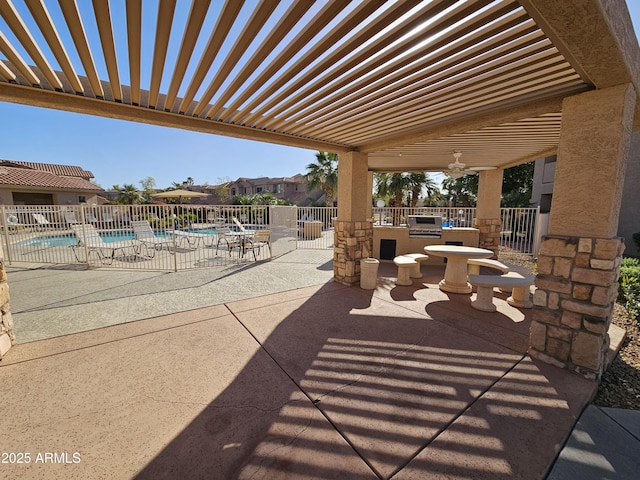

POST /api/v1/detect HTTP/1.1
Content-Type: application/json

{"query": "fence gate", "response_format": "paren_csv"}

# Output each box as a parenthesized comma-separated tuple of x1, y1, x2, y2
(270, 206, 297, 257)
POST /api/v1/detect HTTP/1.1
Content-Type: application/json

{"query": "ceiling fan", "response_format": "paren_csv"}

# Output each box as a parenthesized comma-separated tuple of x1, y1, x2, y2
(446, 151, 496, 179)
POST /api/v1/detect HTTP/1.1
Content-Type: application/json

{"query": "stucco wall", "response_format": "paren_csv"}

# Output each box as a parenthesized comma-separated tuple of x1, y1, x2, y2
(618, 131, 640, 257)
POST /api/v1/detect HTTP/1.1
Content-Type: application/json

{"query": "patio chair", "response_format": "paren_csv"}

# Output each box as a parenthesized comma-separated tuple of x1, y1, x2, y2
(130, 220, 175, 256)
(71, 224, 140, 265)
(243, 229, 272, 261)
(215, 226, 243, 255)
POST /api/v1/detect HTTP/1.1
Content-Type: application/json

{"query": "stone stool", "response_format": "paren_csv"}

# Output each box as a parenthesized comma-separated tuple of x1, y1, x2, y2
(393, 256, 416, 286)
(403, 253, 429, 278)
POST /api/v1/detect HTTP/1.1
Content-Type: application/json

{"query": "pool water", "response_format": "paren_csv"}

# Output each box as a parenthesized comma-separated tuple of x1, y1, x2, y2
(16, 230, 201, 248)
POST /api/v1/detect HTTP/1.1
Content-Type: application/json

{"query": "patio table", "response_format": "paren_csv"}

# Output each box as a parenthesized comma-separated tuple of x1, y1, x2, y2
(424, 245, 493, 294)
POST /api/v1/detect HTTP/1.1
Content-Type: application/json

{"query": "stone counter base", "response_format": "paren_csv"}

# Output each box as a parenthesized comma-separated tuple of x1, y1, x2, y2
(529, 235, 624, 379)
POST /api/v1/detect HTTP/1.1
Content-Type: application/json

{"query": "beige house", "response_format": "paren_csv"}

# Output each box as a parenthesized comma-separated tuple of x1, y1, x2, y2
(0, 160, 103, 205)
(214, 174, 324, 205)
(531, 132, 640, 257)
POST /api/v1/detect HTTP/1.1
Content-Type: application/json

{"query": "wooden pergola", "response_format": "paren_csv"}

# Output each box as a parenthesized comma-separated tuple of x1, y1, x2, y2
(2, 1, 635, 171)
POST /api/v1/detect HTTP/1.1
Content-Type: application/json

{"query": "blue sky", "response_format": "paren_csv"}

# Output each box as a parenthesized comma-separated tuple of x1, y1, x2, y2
(1, 1, 639, 190)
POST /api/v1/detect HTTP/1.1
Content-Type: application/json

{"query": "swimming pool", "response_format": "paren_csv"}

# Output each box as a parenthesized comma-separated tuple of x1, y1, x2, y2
(16, 231, 186, 248)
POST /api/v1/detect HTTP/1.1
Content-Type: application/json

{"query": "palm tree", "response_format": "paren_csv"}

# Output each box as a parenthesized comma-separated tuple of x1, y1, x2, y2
(374, 173, 412, 225)
(115, 184, 143, 204)
(306, 151, 338, 207)
(406, 172, 439, 208)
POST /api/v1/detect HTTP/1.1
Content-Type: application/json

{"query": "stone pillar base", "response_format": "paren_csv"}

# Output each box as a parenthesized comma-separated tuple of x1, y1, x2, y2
(529, 235, 624, 379)
(474, 218, 501, 258)
(334, 220, 373, 286)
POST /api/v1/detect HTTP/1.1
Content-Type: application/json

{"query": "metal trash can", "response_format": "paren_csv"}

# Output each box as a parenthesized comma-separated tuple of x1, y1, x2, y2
(360, 257, 380, 289)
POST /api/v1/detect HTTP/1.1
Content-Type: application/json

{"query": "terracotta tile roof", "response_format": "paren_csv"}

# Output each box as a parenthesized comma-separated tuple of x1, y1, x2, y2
(0, 160, 94, 179)
(0, 165, 103, 191)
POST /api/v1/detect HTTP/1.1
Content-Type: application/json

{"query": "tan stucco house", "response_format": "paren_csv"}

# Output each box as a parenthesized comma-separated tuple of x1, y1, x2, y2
(0, 160, 104, 205)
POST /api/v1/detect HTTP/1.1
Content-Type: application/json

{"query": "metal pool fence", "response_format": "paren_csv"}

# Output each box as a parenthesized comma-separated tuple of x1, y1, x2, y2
(0, 205, 538, 270)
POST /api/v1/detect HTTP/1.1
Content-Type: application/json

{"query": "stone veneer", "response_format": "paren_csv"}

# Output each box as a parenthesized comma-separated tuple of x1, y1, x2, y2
(334, 220, 373, 286)
(529, 235, 624, 379)
(474, 218, 501, 258)
(0, 257, 13, 360)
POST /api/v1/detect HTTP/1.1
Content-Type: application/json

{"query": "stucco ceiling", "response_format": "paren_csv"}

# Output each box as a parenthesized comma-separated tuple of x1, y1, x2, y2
(0, 0, 638, 173)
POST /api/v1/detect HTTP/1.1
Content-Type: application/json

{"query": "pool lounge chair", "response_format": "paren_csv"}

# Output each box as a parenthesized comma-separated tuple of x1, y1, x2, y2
(130, 220, 175, 256)
(71, 224, 140, 265)
(32, 213, 51, 230)
(63, 211, 79, 225)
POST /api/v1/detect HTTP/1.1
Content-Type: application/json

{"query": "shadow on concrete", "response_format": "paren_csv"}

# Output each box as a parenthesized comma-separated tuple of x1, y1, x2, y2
(134, 280, 594, 479)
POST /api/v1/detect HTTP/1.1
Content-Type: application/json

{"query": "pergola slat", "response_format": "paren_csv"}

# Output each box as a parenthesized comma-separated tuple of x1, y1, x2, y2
(164, 0, 211, 112)
(265, 0, 514, 132)
(238, 0, 432, 127)
(125, 0, 141, 105)
(177, 0, 245, 114)
(0, 58, 16, 81)
(344, 76, 583, 145)
(191, 0, 280, 117)
(310, 47, 572, 141)
(204, 0, 318, 120)
(25, 0, 84, 94)
(220, 0, 359, 122)
(0, 30, 39, 85)
(149, 0, 177, 108)
(92, 0, 122, 102)
(292, 19, 545, 131)
(0, 0, 63, 90)
(58, 0, 104, 98)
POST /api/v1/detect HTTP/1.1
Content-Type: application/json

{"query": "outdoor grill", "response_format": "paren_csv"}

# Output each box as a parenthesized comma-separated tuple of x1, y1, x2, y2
(407, 215, 443, 238)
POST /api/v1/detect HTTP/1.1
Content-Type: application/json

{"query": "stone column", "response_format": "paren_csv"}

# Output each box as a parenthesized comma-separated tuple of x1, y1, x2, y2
(474, 169, 504, 257)
(0, 243, 13, 359)
(529, 84, 635, 379)
(334, 151, 372, 286)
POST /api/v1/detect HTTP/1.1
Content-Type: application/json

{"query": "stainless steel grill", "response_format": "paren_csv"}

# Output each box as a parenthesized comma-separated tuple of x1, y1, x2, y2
(407, 215, 443, 238)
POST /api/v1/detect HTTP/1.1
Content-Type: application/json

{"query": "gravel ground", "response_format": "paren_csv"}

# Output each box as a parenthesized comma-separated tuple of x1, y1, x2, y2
(499, 250, 640, 410)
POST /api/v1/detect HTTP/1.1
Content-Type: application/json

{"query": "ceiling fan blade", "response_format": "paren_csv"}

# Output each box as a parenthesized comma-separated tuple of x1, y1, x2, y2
(468, 166, 497, 171)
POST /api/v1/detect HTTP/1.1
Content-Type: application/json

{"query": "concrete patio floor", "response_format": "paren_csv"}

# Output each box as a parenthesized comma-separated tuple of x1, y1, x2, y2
(0, 254, 606, 479)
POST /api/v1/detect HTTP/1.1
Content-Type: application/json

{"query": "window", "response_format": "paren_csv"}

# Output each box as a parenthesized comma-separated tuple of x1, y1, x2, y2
(256, 187, 263, 193)
(231, 188, 236, 196)
(78, 196, 86, 203)
(275, 184, 281, 193)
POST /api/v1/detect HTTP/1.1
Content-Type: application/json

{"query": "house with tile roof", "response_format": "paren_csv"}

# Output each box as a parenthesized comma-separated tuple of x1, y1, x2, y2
(212, 174, 325, 206)
(0, 160, 104, 205)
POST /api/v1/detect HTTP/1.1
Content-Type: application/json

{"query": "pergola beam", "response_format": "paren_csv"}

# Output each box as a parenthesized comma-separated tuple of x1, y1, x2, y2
(0, 82, 352, 153)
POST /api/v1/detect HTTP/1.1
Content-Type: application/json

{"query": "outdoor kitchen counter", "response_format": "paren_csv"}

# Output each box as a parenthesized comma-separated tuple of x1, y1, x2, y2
(373, 226, 479, 263)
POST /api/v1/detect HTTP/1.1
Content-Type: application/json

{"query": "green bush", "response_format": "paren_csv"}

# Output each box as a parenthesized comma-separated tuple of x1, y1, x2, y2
(619, 257, 640, 321)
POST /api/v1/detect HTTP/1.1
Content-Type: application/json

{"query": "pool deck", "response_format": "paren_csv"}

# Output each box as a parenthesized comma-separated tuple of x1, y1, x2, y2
(0, 251, 636, 479)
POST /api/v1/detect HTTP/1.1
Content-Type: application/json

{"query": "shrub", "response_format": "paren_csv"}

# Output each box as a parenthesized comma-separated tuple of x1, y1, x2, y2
(619, 257, 640, 321)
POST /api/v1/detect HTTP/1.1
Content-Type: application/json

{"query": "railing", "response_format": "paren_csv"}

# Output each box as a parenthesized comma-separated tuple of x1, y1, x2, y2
(1, 204, 287, 271)
(297, 206, 337, 250)
(0, 205, 539, 269)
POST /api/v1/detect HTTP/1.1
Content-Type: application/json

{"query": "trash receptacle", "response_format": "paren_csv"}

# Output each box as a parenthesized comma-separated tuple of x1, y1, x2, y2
(360, 257, 380, 289)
